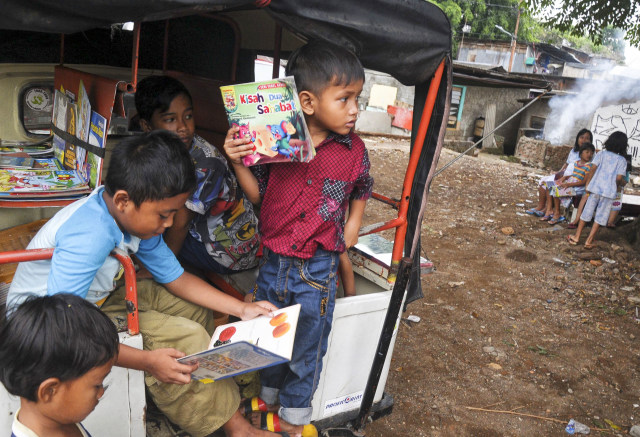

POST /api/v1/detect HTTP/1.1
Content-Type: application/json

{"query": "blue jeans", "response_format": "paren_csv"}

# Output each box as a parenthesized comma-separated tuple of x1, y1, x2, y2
(255, 247, 339, 425)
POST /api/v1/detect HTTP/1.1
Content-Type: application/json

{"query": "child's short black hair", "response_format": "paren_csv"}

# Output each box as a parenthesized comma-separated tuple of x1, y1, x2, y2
(0, 294, 119, 402)
(105, 131, 196, 206)
(135, 75, 192, 122)
(573, 128, 593, 151)
(579, 142, 595, 155)
(604, 131, 628, 156)
(285, 40, 364, 96)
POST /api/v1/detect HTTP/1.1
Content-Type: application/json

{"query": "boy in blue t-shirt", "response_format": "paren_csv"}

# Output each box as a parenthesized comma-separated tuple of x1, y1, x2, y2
(7, 131, 278, 437)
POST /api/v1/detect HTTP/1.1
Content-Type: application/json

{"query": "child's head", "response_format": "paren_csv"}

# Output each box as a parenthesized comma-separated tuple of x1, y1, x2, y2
(0, 294, 118, 424)
(286, 41, 364, 137)
(578, 142, 595, 161)
(104, 131, 196, 239)
(574, 129, 593, 151)
(604, 131, 628, 156)
(135, 75, 195, 147)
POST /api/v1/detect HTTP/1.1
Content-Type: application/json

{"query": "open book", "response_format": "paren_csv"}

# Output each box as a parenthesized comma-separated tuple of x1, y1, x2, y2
(178, 304, 300, 383)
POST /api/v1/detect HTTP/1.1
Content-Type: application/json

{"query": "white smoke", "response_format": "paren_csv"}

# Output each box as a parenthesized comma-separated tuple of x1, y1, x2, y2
(544, 77, 640, 145)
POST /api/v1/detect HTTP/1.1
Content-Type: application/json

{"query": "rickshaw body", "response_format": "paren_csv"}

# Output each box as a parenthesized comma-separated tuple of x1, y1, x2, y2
(0, 1, 451, 434)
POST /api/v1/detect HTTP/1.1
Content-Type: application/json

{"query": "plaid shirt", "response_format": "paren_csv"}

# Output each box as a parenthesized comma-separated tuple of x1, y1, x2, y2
(252, 132, 373, 259)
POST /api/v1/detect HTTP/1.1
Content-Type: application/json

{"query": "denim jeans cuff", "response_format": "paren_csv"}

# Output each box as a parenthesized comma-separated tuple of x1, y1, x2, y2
(279, 406, 313, 426)
(260, 386, 279, 405)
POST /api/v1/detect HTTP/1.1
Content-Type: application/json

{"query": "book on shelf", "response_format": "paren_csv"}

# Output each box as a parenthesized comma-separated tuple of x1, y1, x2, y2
(33, 158, 63, 170)
(75, 81, 92, 182)
(220, 77, 315, 166)
(0, 169, 89, 196)
(178, 304, 300, 383)
(86, 111, 107, 188)
(0, 156, 35, 169)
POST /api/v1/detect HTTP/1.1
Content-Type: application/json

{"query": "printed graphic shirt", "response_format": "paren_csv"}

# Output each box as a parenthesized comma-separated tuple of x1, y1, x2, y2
(252, 132, 373, 259)
(586, 150, 627, 199)
(7, 187, 183, 312)
(186, 135, 260, 270)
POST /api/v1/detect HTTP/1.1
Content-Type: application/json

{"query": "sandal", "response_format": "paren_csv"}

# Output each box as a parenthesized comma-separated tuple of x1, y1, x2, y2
(526, 208, 544, 217)
(584, 243, 595, 250)
(241, 397, 268, 415)
(548, 216, 566, 225)
(540, 213, 553, 221)
(258, 412, 318, 437)
(566, 235, 578, 245)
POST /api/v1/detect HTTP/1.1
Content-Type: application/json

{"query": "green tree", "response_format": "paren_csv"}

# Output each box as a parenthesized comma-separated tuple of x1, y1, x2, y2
(524, 0, 640, 46)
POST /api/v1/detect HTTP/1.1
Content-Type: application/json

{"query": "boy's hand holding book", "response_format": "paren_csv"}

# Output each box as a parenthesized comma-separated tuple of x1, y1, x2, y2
(145, 348, 198, 385)
(224, 125, 254, 167)
(239, 300, 277, 320)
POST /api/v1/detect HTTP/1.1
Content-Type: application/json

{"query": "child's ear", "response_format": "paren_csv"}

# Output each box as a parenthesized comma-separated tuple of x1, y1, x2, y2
(139, 118, 153, 133)
(38, 378, 61, 403)
(112, 190, 132, 211)
(299, 91, 315, 116)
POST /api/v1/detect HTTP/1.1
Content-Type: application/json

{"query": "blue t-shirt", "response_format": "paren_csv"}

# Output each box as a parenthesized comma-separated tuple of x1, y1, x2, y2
(586, 150, 627, 199)
(7, 187, 183, 313)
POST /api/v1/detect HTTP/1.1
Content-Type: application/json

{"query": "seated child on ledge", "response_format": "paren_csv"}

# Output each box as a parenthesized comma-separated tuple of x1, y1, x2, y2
(135, 75, 261, 275)
(0, 294, 119, 437)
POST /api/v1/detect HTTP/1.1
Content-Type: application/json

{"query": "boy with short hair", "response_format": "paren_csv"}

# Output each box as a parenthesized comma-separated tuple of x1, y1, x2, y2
(225, 41, 373, 435)
(7, 131, 279, 437)
(0, 293, 119, 437)
(135, 75, 260, 274)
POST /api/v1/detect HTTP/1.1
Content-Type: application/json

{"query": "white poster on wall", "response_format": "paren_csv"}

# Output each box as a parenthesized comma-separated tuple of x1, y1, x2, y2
(591, 101, 640, 167)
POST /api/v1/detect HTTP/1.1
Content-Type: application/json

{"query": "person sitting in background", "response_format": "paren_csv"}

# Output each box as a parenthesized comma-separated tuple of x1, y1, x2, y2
(545, 142, 595, 225)
(568, 131, 628, 249)
(135, 75, 261, 275)
(526, 129, 593, 220)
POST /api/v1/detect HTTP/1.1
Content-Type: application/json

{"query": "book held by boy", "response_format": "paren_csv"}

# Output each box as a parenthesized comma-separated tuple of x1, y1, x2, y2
(220, 77, 315, 166)
(178, 304, 301, 383)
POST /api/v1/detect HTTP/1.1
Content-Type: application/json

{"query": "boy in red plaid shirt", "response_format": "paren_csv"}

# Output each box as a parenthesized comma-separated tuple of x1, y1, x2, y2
(225, 41, 373, 436)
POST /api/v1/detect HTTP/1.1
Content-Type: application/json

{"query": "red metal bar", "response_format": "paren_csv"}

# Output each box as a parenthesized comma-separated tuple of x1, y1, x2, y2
(131, 22, 141, 91)
(389, 60, 445, 275)
(0, 248, 139, 335)
(109, 248, 139, 335)
(371, 192, 400, 209)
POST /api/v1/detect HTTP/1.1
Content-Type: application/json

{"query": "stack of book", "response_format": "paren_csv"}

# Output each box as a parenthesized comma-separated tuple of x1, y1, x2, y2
(0, 81, 106, 204)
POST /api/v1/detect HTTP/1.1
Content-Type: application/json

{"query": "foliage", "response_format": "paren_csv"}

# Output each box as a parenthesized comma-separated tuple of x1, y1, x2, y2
(534, 26, 626, 60)
(523, 0, 640, 47)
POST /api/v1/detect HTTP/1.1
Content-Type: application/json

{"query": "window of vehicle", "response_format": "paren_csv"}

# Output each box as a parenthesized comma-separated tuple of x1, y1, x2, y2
(21, 85, 54, 135)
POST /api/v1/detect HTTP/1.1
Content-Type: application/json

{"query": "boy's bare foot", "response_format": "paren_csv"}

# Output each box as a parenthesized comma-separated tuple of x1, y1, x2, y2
(223, 410, 282, 437)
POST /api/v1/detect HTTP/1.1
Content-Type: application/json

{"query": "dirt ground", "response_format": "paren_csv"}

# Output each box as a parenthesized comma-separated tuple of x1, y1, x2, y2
(361, 136, 640, 437)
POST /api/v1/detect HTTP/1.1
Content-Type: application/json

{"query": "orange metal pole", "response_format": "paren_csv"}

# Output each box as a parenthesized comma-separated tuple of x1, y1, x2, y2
(389, 60, 445, 277)
(0, 248, 139, 336)
(110, 249, 139, 335)
(131, 22, 141, 90)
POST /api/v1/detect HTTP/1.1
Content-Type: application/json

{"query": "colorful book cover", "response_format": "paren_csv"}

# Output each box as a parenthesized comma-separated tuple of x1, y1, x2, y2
(220, 77, 315, 166)
(74, 81, 92, 182)
(87, 111, 107, 188)
(33, 158, 63, 170)
(51, 89, 69, 164)
(0, 146, 53, 156)
(178, 304, 301, 382)
(0, 156, 35, 169)
(63, 102, 78, 171)
(0, 170, 89, 195)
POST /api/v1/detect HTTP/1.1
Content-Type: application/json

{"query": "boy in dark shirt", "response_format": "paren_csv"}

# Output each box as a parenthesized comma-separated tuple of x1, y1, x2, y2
(225, 41, 373, 436)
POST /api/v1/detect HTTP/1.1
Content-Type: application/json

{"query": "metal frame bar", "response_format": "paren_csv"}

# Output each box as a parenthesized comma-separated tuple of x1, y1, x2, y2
(361, 59, 446, 278)
(0, 248, 140, 335)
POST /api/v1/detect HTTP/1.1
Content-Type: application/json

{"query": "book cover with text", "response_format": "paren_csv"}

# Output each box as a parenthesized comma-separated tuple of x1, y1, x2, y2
(220, 77, 315, 166)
